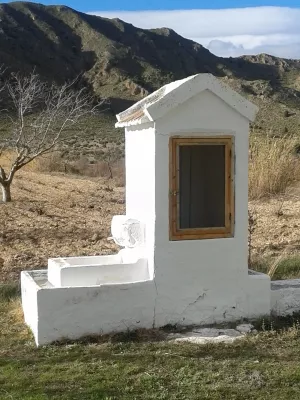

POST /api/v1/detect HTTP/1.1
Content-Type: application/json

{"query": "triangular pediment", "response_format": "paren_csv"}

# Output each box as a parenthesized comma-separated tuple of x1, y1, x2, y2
(116, 74, 258, 127)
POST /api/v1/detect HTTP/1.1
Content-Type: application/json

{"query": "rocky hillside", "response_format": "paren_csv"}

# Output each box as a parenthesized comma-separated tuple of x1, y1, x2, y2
(0, 1, 300, 158)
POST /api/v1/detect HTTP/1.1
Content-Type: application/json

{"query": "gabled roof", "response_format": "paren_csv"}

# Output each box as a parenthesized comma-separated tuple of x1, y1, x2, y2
(115, 73, 258, 128)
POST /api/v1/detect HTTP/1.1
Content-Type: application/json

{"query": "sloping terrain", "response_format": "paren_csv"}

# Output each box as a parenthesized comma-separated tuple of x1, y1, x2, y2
(0, 169, 299, 283)
(0, 1, 299, 160)
(0, 169, 123, 283)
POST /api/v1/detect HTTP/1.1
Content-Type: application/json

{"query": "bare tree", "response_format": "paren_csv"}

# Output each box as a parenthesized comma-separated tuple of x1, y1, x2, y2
(0, 71, 102, 202)
(104, 149, 119, 180)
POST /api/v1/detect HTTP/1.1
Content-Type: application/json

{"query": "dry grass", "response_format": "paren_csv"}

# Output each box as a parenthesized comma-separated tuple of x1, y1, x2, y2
(1, 137, 300, 283)
(31, 152, 125, 181)
(0, 167, 299, 284)
(29, 152, 68, 173)
(249, 183, 300, 279)
(250, 253, 300, 280)
(0, 169, 125, 283)
(0, 149, 126, 180)
(249, 134, 300, 200)
(267, 251, 291, 279)
(249, 193, 300, 256)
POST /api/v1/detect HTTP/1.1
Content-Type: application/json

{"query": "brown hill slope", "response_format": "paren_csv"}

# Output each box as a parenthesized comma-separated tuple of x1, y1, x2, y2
(0, 1, 299, 159)
(0, 168, 299, 283)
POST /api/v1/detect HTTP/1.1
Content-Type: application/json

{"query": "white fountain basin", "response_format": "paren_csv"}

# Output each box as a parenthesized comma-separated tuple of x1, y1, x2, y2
(48, 253, 149, 288)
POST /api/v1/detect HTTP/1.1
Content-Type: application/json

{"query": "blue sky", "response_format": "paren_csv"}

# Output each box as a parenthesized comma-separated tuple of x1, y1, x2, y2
(4, 0, 300, 12)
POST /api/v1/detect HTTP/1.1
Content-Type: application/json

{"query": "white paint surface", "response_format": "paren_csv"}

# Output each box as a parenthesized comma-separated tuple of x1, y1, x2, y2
(116, 74, 258, 127)
(21, 271, 40, 340)
(21, 74, 278, 346)
(21, 270, 156, 346)
(236, 324, 255, 334)
(146, 89, 270, 327)
(48, 254, 149, 287)
(271, 280, 300, 316)
(167, 328, 244, 344)
(125, 124, 156, 280)
(22, 266, 300, 346)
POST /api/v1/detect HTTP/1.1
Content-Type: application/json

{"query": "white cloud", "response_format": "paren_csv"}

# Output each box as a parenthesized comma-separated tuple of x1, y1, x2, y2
(89, 7, 300, 59)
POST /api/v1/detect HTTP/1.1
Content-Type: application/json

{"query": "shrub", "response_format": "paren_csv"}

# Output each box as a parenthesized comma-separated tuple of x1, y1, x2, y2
(249, 134, 300, 199)
(29, 151, 67, 173)
(30, 152, 125, 183)
(0, 283, 20, 301)
(251, 254, 300, 280)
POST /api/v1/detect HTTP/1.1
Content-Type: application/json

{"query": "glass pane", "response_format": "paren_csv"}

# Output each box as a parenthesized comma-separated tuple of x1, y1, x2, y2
(179, 144, 226, 229)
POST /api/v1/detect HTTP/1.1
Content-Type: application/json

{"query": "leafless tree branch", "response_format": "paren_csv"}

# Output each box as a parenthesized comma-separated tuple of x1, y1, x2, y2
(0, 71, 104, 202)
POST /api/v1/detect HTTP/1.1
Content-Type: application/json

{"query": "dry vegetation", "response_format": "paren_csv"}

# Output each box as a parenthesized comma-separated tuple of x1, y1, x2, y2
(0, 135, 300, 284)
(249, 134, 300, 200)
(246, 134, 300, 278)
(32, 151, 125, 182)
(1, 134, 300, 400)
(0, 168, 125, 283)
(249, 194, 300, 278)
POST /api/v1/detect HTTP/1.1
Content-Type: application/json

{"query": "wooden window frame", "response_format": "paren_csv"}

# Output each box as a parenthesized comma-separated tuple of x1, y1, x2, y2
(169, 136, 234, 241)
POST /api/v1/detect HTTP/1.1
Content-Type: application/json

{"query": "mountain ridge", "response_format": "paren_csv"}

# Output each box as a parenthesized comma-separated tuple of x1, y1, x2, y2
(0, 1, 299, 148)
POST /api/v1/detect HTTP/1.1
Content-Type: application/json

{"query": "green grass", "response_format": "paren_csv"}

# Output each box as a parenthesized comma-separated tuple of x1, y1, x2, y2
(3, 297, 300, 399)
(0, 283, 20, 301)
(251, 255, 300, 280)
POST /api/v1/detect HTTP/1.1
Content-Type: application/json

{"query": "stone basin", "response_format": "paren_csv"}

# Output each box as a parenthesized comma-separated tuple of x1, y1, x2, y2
(48, 253, 149, 288)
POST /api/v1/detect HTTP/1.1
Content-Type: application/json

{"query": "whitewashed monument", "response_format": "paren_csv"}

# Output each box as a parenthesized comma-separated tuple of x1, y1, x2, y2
(21, 73, 272, 346)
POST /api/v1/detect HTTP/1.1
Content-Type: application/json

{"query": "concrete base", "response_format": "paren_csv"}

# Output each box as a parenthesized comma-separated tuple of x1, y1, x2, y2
(271, 279, 300, 316)
(21, 268, 273, 346)
(21, 270, 156, 346)
(167, 326, 253, 344)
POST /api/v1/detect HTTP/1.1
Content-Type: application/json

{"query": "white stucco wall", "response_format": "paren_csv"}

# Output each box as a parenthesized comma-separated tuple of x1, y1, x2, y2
(21, 271, 40, 340)
(151, 90, 269, 326)
(123, 90, 270, 327)
(48, 255, 149, 287)
(22, 84, 273, 346)
(271, 280, 300, 316)
(21, 271, 156, 346)
(125, 123, 156, 279)
(247, 272, 271, 317)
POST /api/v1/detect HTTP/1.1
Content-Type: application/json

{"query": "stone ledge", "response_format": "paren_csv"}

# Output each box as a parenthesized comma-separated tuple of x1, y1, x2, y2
(166, 324, 255, 344)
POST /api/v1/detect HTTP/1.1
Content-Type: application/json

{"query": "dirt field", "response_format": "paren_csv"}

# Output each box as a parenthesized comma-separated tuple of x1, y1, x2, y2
(0, 170, 124, 283)
(0, 170, 299, 283)
(250, 193, 300, 259)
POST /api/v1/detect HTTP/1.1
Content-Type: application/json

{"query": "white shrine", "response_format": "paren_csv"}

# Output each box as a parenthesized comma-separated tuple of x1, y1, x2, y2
(21, 73, 271, 346)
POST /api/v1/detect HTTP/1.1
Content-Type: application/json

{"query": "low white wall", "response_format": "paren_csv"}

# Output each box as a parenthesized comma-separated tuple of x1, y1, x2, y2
(21, 270, 156, 346)
(271, 279, 300, 316)
(153, 271, 271, 328)
(23, 268, 300, 347)
(21, 271, 40, 340)
(247, 271, 271, 318)
(48, 255, 150, 287)
(23, 269, 273, 346)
